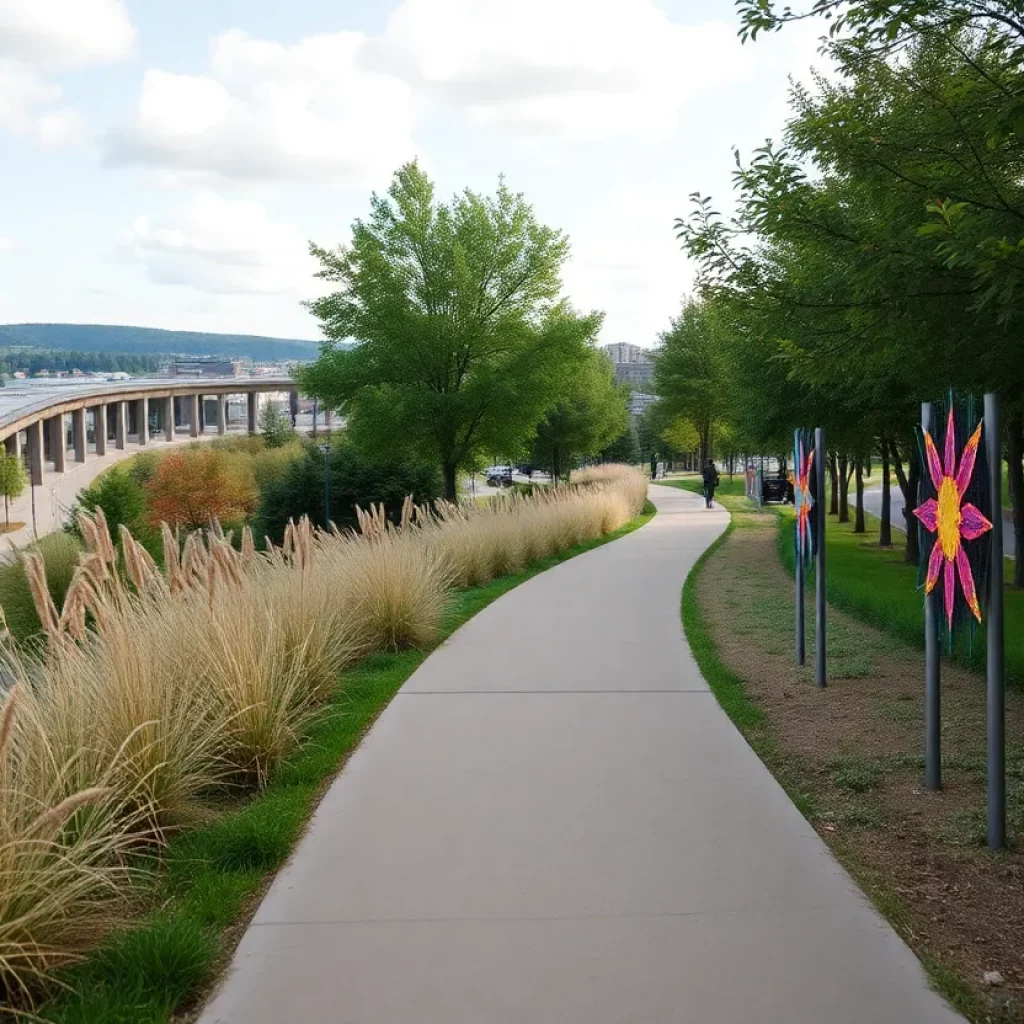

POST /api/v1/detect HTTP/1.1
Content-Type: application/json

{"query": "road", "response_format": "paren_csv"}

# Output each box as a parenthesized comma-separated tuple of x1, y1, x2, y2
(861, 487, 1016, 559)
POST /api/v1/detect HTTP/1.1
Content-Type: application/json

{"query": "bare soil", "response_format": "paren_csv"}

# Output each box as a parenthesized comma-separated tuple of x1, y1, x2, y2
(699, 514, 1024, 1023)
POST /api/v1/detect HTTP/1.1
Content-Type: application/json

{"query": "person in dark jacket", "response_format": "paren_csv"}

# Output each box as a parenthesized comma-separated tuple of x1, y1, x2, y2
(702, 458, 720, 508)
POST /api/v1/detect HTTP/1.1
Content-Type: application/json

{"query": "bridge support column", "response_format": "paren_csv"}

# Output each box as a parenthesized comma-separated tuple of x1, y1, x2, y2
(4, 433, 21, 461)
(136, 398, 149, 445)
(165, 397, 175, 441)
(114, 401, 127, 450)
(93, 405, 107, 456)
(189, 394, 200, 438)
(217, 395, 227, 436)
(47, 414, 66, 472)
(25, 421, 43, 486)
(247, 392, 258, 435)
(72, 407, 87, 464)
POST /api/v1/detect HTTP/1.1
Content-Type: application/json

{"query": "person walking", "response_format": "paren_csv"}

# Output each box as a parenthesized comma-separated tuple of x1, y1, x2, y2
(702, 458, 720, 509)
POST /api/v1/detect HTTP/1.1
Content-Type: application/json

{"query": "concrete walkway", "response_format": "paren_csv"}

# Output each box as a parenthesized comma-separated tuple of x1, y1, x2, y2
(200, 485, 962, 1024)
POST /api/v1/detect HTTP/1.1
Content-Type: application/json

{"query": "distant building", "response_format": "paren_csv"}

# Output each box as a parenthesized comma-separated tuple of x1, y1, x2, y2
(602, 343, 654, 388)
(602, 343, 656, 420)
(170, 359, 240, 379)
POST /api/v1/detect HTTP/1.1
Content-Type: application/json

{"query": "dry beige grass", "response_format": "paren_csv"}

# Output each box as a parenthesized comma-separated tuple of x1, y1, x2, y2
(0, 463, 646, 1000)
(0, 683, 151, 1004)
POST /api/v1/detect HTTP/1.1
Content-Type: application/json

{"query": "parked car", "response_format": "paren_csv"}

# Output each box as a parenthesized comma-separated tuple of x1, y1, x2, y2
(761, 473, 795, 504)
(485, 465, 513, 487)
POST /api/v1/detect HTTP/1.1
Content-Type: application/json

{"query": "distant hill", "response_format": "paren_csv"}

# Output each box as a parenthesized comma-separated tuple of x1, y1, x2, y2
(0, 324, 327, 362)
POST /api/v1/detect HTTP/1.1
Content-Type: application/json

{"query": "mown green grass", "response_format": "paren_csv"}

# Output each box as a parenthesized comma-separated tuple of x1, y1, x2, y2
(39, 500, 656, 1024)
(773, 507, 1024, 690)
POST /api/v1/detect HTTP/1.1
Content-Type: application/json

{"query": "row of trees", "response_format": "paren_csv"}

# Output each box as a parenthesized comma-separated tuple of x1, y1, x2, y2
(299, 163, 629, 499)
(652, 0, 1024, 582)
(0, 349, 162, 376)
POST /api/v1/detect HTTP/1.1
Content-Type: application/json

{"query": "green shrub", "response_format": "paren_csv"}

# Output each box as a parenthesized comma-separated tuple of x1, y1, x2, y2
(75, 468, 148, 536)
(257, 437, 443, 541)
(126, 451, 161, 487)
(0, 532, 82, 642)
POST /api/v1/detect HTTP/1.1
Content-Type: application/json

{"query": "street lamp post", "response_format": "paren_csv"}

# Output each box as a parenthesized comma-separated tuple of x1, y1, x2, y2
(319, 443, 331, 527)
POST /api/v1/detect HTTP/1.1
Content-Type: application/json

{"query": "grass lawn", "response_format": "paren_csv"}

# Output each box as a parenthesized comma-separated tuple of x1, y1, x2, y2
(680, 497, 1024, 1023)
(665, 476, 1024, 690)
(37, 501, 656, 1024)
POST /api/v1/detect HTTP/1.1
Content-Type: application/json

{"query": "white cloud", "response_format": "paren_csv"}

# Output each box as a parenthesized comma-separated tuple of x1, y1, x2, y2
(0, 237, 14, 251)
(0, 0, 133, 147)
(121, 192, 319, 296)
(362, 0, 746, 142)
(105, 30, 416, 184)
(0, 59, 58, 131)
(37, 106, 87, 147)
(0, 0, 135, 68)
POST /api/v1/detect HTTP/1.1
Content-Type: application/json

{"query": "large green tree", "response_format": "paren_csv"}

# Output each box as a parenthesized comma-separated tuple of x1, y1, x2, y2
(653, 298, 730, 466)
(300, 162, 599, 500)
(530, 348, 628, 481)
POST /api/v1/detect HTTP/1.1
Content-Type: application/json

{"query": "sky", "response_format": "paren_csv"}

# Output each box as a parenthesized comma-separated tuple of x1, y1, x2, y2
(0, 0, 826, 347)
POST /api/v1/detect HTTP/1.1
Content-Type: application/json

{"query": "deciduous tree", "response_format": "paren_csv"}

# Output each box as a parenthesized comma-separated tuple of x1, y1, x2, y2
(300, 162, 598, 501)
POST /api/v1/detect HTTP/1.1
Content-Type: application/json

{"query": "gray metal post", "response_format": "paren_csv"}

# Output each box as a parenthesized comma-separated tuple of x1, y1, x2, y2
(922, 402, 941, 791)
(984, 393, 1005, 848)
(795, 433, 805, 666)
(814, 427, 826, 687)
(796, 547, 805, 666)
(248, 392, 258, 434)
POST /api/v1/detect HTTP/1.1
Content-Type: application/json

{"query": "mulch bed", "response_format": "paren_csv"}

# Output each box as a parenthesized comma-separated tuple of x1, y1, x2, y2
(698, 514, 1024, 1022)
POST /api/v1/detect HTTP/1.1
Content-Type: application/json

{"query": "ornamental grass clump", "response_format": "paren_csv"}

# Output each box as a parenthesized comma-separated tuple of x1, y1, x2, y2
(0, 463, 646, 1003)
(0, 681, 152, 1006)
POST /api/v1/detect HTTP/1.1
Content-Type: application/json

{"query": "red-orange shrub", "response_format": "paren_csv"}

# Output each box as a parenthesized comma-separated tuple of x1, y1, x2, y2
(145, 449, 257, 529)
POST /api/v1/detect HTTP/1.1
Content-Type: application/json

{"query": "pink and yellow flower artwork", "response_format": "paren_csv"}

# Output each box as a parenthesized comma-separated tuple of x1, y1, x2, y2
(795, 441, 815, 561)
(912, 407, 992, 628)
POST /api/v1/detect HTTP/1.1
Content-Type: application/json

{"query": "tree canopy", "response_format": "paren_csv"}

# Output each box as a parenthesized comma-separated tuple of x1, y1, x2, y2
(299, 162, 601, 500)
(673, 20, 1024, 574)
(530, 347, 628, 481)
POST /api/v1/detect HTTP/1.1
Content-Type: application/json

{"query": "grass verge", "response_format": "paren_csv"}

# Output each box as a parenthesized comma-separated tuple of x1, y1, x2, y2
(38, 500, 656, 1024)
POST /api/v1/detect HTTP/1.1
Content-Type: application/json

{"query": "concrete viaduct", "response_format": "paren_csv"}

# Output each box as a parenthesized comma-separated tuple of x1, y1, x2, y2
(0, 376, 304, 486)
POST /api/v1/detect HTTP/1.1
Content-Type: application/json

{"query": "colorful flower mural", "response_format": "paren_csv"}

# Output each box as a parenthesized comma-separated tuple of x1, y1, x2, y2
(794, 429, 815, 565)
(913, 406, 992, 628)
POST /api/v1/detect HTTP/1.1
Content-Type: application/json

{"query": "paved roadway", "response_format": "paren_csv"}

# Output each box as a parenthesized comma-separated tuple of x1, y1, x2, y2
(199, 484, 961, 1024)
(862, 486, 1016, 559)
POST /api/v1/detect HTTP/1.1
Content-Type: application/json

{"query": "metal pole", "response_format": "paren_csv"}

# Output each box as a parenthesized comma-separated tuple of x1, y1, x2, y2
(814, 427, 826, 687)
(322, 446, 331, 527)
(795, 431, 805, 666)
(796, 543, 805, 666)
(922, 402, 941, 791)
(984, 392, 1005, 848)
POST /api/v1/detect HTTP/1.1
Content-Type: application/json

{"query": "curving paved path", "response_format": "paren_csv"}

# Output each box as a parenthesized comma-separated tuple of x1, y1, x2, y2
(200, 485, 962, 1024)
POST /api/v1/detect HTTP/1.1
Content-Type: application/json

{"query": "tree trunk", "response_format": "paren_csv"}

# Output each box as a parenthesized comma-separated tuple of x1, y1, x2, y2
(1008, 411, 1024, 588)
(4, 493, 7, 530)
(552, 445, 563, 486)
(838, 454, 850, 523)
(854, 459, 865, 533)
(891, 439, 921, 565)
(828, 452, 839, 515)
(879, 444, 892, 547)
(442, 461, 458, 502)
